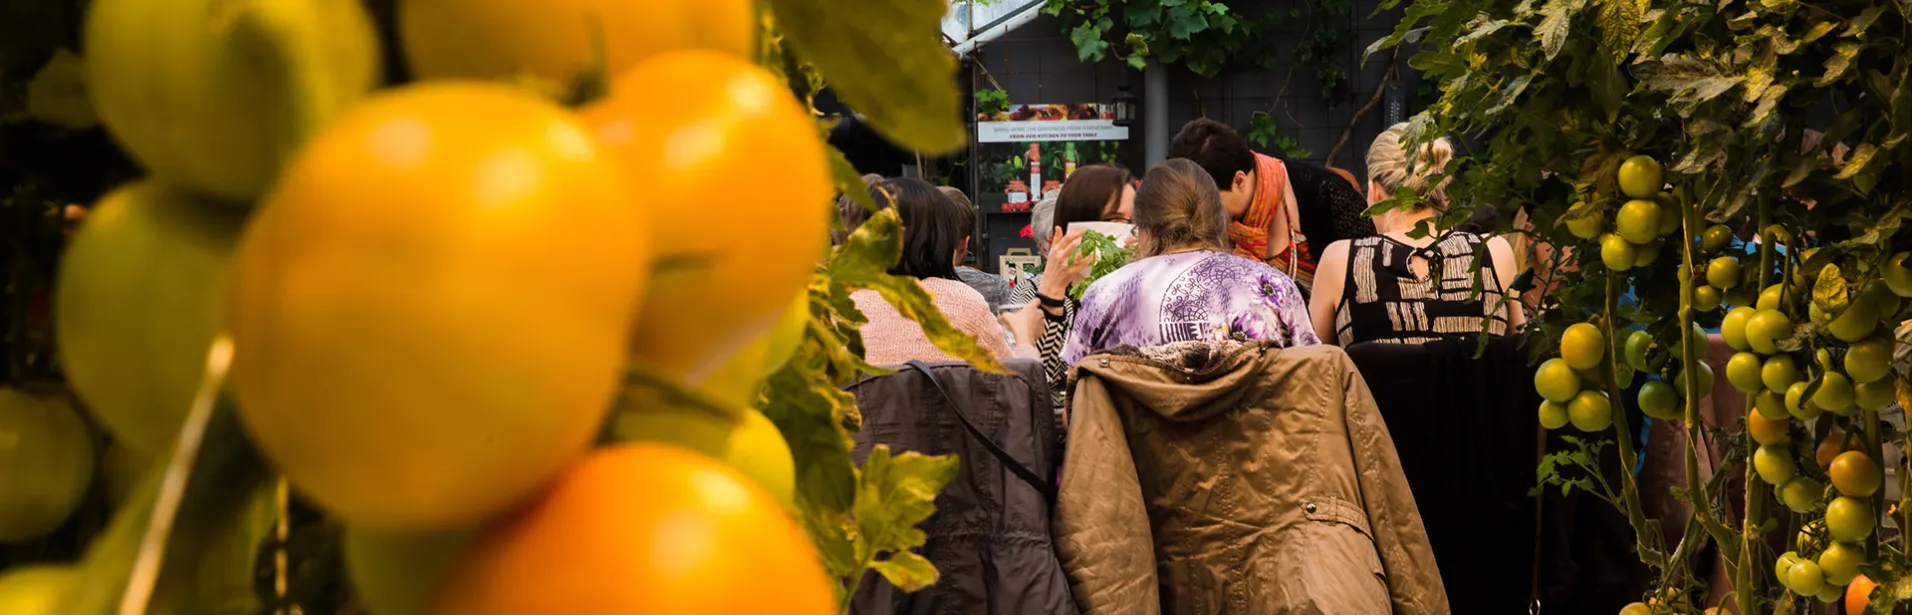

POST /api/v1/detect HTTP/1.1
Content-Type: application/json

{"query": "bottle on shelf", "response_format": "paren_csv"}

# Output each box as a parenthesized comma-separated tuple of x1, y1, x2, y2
(1063, 142, 1078, 179)
(1027, 143, 1042, 203)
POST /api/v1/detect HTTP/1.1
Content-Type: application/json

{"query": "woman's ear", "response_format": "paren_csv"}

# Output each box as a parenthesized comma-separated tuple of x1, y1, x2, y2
(1368, 181, 1387, 205)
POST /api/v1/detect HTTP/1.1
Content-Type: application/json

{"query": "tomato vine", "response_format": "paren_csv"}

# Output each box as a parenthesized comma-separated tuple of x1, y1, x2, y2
(1373, 0, 1912, 608)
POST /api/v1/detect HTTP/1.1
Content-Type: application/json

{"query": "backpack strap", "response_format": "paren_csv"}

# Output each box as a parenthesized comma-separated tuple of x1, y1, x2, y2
(905, 361, 1057, 503)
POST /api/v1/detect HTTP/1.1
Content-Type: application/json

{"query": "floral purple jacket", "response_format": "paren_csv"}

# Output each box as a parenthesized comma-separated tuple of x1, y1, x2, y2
(1060, 250, 1319, 367)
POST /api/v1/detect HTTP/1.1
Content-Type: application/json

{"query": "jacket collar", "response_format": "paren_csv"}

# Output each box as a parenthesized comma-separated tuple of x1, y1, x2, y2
(1072, 340, 1280, 422)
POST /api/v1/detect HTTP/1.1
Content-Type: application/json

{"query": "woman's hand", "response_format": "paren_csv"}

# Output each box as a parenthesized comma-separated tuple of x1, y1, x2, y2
(1039, 228, 1093, 298)
(1000, 307, 1039, 348)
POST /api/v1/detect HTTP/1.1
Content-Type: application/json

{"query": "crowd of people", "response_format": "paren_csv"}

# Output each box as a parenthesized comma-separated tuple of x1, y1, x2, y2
(841, 118, 1646, 614)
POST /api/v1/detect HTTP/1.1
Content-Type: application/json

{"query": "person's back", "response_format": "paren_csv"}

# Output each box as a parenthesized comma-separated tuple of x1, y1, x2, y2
(1310, 123, 1523, 346)
(1331, 232, 1509, 345)
(846, 177, 1031, 364)
(1060, 159, 1319, 367)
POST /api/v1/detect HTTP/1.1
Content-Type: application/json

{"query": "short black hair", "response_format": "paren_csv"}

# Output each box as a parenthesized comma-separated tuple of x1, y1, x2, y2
(1168, 118, 1256, 191)
(875, 177, 964, 280)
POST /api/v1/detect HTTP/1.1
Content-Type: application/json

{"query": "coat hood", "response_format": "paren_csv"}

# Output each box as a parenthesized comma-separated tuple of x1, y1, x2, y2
(1071, 339, 1283, 421)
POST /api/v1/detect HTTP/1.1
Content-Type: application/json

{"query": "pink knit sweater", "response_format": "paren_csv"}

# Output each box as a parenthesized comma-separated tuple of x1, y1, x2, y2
(850, 277, 1035, 366)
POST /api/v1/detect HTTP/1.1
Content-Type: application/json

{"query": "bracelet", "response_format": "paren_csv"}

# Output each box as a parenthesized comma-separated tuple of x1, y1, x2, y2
(1043, 307, 1068, 322)
(1036, 292, 1066, 308)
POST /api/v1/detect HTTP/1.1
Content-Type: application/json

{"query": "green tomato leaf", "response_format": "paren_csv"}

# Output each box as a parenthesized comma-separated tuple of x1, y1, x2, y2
(868, 550, 941, 592)
(1535, 0, 1577, 61)
(1069, 23, 1111, 62)
(829, 144, 879, 213)
(853, 445, 958, 586)
(21, 48, 97, 129)
(1068, 231, 1134, 301)
(766, 0, 965, 153)
(1813, 263, 1850, 313)
(1818, 41, 1864, 86)
(829, 209, 1007, 373)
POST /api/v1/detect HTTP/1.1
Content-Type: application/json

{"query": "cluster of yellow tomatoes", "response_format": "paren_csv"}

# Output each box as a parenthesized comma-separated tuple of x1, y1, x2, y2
(2, 0, 848, 613)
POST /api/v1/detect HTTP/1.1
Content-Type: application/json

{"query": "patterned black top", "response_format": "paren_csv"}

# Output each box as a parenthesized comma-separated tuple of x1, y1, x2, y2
(1332, 232, 1509, 345)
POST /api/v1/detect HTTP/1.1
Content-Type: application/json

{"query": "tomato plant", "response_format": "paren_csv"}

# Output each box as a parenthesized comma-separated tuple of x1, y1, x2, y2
(1374, 0, 1912, 605)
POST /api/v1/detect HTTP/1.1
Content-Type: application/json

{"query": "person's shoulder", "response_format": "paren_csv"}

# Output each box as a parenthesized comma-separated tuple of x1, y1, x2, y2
(924, 276, 989, 302)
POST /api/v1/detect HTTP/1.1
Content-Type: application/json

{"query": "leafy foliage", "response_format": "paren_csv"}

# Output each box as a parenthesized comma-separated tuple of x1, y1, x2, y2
(1067, 230, 1134, 300)
(974, 87, 1010, 116)
(1375, 0, 1912, 606)
(766, 0, 965, 153)
(1041, 0, 1354, 106)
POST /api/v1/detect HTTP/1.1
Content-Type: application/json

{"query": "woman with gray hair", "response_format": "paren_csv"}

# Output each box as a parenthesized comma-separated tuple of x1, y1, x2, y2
(1059, 159, 1318, 366)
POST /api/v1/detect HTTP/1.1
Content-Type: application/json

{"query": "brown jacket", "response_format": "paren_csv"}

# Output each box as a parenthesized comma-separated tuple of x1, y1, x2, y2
(1055, 341, 1448, 615)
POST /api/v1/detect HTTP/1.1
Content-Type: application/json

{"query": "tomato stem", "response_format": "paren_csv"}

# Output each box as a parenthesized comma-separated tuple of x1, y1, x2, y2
(1602, 271, 1661, 569)
(1738, 195, 1773, 615)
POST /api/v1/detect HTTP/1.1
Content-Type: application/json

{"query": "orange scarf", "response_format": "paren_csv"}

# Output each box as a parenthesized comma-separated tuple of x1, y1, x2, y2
(1227, 154, 1315, 290)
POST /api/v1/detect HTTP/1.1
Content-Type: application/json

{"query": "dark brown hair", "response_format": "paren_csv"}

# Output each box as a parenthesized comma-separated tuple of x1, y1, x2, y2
(1053, 164, 1133, 229)
(938, 186, 976, 262)
(876, 177, 964, 280)
(1168, 118, 1256, 191)
(1133, 159, 1230, 258)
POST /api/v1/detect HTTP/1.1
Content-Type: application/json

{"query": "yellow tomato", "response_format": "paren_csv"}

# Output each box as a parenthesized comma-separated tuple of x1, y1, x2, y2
(580, 51, 830, 383)
(400, 0, 754, 84)
(85, 0, 380, 201)
(230, 82, 651, 530)
(431, 444, 835, 615)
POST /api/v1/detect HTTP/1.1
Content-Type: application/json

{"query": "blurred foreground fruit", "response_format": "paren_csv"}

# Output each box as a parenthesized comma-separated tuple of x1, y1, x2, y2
(611, 407, 796, 506)
(0, 389, 95, 542)
(400, 0, 754, 83)
(85, 0, 380, 200)
(346, 527, 475, 615)
(582, 51, 830, 383)
(231, 83, 651, 530)
(431, 444, 836, 615)
(0, 565, 78, 615)
(56, 181, 244, 455)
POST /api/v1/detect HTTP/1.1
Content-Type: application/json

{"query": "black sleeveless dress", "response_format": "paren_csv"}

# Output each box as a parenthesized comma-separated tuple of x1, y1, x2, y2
(1333, 232, 1510, 345)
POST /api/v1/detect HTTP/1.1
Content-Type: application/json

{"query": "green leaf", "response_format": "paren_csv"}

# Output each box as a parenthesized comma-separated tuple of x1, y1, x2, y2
(1594, 0, 1642, 53)
(1634, 54, 1744, 114)
(20, 48, 97, 129)
(1068, 231, 1134, 301)
(1590, 47, 1628, 123)
(869, 551, 941, 592)
(853, 445, 959, 586)
(1843, 7, 1887, 37)
(830, 144, 878, 213)
(1835, 142, 1878, 181)
(767, 0, 966, 153)
(1535, 0, 1578, 61)
(1070, 22, 1112, 62)
(1835, 197, 1912, 250)
(828, 209, 1007, 373)
(1817, 42, 1863, 86)
(1813, 263, 1850, 313)
(1487, 74, 1535, 115)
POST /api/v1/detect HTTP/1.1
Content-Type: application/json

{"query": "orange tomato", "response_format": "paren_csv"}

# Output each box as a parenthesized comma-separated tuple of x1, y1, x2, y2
(229, 82, 651, 531)
(431, 443, 835, 615)
(580, 51, 830, 383)
(399, 0, 754, 84)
